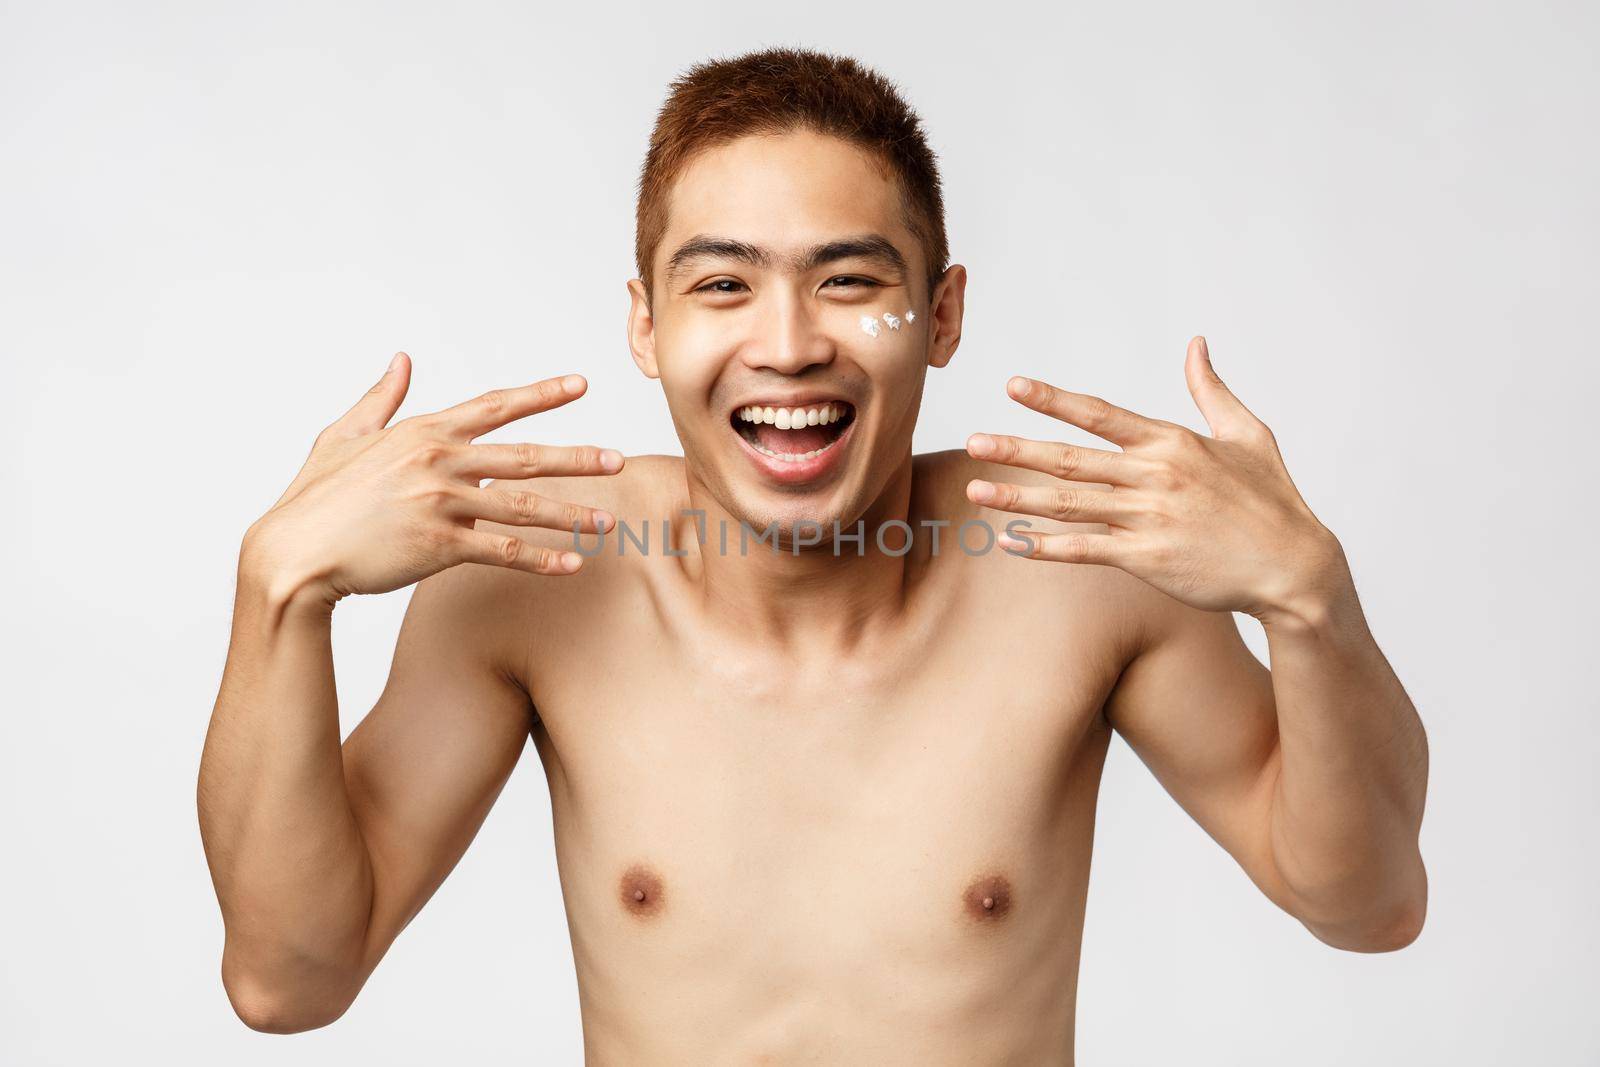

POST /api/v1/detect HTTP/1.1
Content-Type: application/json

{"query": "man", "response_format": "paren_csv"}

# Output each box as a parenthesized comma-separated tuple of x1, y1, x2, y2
(198, 48, 1428, 1062)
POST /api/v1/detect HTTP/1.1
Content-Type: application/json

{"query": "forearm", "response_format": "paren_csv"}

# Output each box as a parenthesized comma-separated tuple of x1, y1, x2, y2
(197, 532, 374, 1028)
(1258, 546, 1429, 950)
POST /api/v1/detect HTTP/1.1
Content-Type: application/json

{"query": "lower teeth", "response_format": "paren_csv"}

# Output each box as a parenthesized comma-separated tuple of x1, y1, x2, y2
(752, 438, 839, 462)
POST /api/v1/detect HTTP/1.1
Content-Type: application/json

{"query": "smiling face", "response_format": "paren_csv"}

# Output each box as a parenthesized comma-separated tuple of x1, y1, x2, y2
(627, 129, 966, 538)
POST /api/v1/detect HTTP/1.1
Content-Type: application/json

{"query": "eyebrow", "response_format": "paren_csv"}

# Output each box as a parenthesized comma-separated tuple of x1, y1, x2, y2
(664, 233, 907, 285)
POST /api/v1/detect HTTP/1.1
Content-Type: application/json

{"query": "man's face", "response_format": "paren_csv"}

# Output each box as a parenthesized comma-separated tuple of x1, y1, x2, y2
(627, 129, 964, 538)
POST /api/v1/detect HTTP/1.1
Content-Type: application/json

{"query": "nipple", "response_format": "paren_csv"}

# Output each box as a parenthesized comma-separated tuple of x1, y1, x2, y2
(619, 863, 666, 918)
(962, 873, 1013, 923)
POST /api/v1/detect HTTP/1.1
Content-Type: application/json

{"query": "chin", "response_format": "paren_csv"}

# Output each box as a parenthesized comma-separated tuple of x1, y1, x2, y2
(721, 491, 858, 545)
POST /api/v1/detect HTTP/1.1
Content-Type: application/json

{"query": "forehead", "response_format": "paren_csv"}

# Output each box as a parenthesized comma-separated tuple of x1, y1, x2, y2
(659, 130, 919, 269)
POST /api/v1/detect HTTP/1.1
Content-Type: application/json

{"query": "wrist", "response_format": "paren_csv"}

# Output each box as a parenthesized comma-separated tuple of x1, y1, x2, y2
(239, 517, 341, 619)
(1253, 530, 1358, 636)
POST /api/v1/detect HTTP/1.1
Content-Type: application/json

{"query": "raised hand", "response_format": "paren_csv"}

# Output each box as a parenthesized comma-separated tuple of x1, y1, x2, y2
(965, 337, 1349, 622)
(245, 352, 623, 607)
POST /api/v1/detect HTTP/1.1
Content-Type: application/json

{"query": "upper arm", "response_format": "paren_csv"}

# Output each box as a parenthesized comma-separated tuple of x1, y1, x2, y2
(340, 558, 534, 970)
(1105, 599, 1294, 907)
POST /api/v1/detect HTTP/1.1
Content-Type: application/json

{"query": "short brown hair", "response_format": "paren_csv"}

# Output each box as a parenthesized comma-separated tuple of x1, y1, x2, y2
(635, 48, 949, 298)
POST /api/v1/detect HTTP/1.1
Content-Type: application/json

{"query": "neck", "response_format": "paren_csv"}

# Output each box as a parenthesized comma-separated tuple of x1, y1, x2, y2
(674, 452, 918, 654)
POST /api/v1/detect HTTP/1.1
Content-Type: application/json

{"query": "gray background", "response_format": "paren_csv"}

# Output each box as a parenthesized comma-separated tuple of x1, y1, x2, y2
(3, 1, 1596, 1063)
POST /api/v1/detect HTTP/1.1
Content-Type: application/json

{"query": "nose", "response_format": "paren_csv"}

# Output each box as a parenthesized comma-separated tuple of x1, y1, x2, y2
(742, 288, 836, 375)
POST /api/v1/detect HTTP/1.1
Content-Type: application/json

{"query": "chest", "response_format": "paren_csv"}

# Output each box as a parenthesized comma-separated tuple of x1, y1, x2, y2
(529, 607, 1121, 947)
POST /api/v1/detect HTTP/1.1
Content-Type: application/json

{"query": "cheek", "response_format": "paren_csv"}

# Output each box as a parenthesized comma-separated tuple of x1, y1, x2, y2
(817, 301, 919, 343)
(848, 324, 926, 385)
(653, 315, 739, 403)
(657, 310, 743, 364)
(848, 315, 927, 430)
(813, 299, 924, 368)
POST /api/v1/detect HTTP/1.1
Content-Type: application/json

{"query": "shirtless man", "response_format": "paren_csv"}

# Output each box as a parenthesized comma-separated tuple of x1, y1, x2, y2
(198, 48, 1429, 1062)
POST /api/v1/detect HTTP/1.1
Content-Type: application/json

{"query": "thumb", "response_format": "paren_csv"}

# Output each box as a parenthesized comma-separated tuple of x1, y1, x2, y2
(332, 351, 412, 437)
(1182, 336, 1255, 439)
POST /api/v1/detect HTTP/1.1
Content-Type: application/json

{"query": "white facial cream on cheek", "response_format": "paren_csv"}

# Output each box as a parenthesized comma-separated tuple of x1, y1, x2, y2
(859, 314, 881, 338)
(905, 309, 916, 323)
(881, 312, 901, 330)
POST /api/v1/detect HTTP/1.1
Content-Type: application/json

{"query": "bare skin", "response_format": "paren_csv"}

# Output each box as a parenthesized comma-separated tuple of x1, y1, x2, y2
(199, 131, 1428, 1062)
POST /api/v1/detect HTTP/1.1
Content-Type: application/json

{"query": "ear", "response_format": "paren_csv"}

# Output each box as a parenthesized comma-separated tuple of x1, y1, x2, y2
(626, 278, 660, 380)
(926, 264, 967, 369)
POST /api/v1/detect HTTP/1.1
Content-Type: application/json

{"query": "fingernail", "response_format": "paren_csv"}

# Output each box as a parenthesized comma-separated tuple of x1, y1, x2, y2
(560, 551, 583, 572)
(1198, 336, 1210, 360)
(594, 510, 614, 533)
(968, 479, 996, 504)
(563, 374, 585, 394)
(967, 433, 994, 457)
(1007, 377, 1031, 399)
(600, 449, 623, 472)
(386, 352, 403, 374)
(998, 534, 1028, 552)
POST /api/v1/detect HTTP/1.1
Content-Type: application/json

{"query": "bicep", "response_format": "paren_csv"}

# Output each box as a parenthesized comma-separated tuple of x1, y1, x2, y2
(1106, 601, 1292, 904)
(341, 561, 533, 964)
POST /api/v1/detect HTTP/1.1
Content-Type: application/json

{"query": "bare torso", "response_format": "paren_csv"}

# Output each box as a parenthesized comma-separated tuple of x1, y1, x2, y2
(496, 451, 1149, 1064)
(202, 304, 1424, 1051)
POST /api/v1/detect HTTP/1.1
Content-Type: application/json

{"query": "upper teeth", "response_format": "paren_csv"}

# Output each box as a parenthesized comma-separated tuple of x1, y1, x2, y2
(737, 403, 848, 428)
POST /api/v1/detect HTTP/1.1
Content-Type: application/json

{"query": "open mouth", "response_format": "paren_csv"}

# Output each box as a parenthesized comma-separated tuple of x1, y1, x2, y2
(731, 401, 857, 463)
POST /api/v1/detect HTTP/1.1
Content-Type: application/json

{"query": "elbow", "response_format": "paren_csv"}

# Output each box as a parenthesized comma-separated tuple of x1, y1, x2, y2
(225, 976, 353, 1035)
(221, 953, 358, 1034)
(1377, 906, 1426, 952)
(1317, 894, 1426, 953)
(1299, 866, 1429, 954)
(1373, 884, 1429, 951)
(1271, 819, 1429, 954)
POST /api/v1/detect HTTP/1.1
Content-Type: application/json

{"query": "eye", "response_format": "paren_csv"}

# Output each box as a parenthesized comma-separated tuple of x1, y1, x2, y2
(694, 278, 748, 295)
(821, 275, 880, 290)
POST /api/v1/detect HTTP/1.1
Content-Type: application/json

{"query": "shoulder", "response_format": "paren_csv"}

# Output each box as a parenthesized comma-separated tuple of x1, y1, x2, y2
(405, 453, 683, 690)
(483, 452, 686, 550)
(478, 451, 686, 570)
(910, 447, 1109, 539)
(909, 447, 1175, 640)
(427, 453, 685, 624)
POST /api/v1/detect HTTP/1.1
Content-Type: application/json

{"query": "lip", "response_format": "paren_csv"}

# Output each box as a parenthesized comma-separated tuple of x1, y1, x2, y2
(730, 403, 858, 486)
